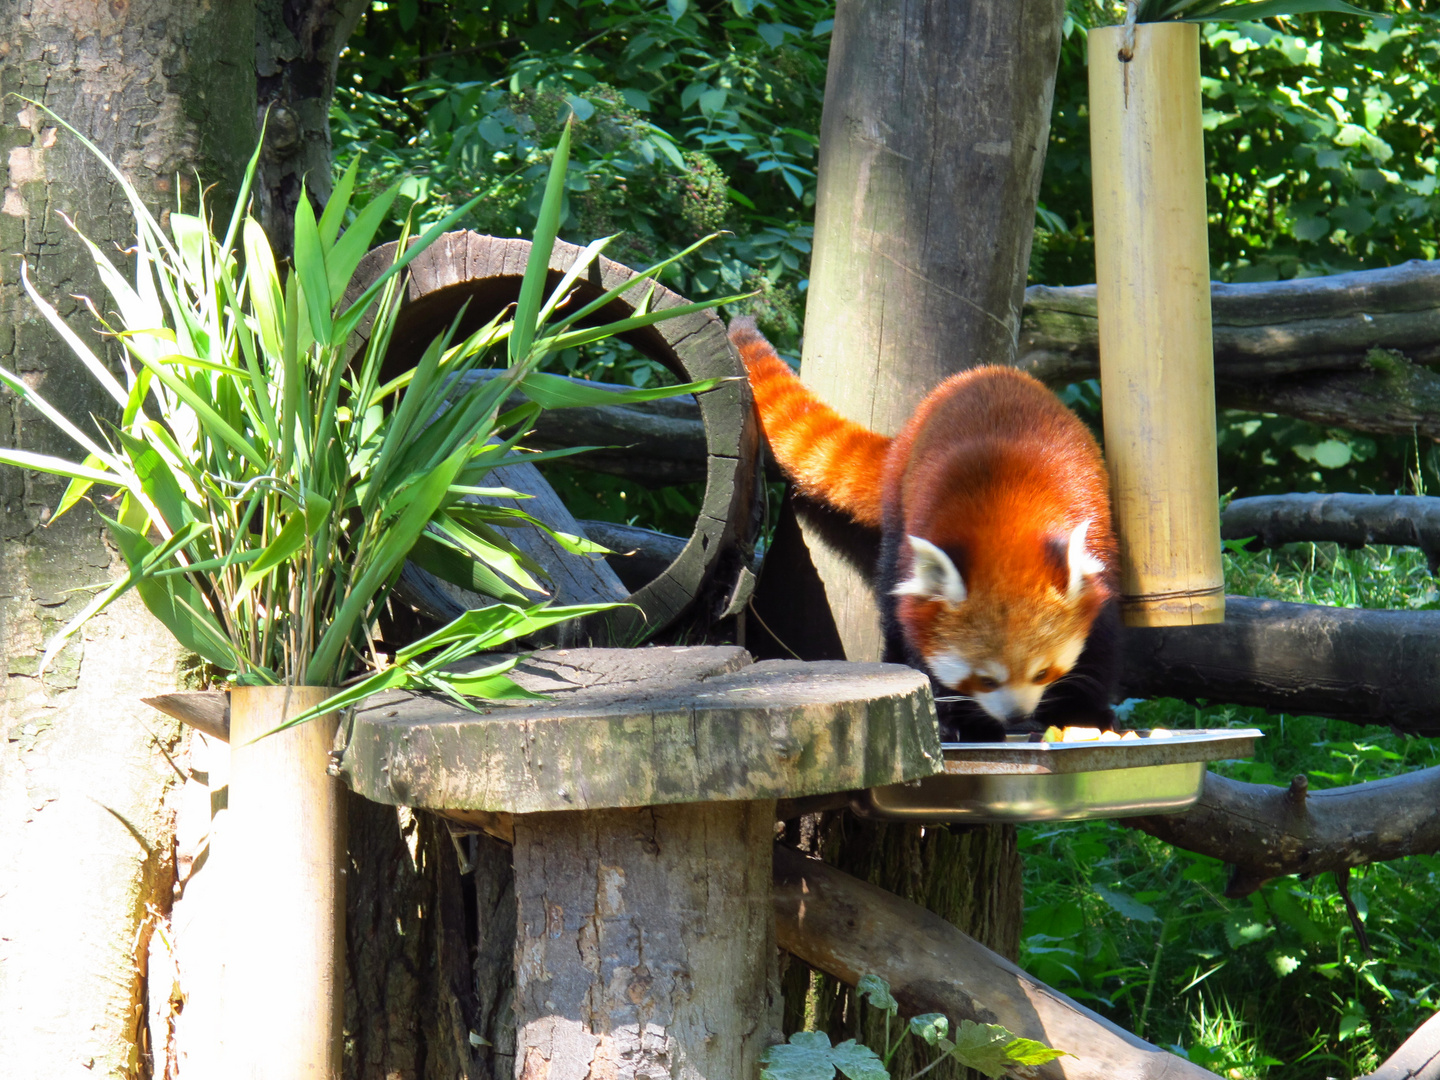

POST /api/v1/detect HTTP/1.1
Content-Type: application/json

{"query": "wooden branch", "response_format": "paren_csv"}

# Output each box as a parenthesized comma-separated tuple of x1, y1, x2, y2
(1020, 259, 1440, 384)
(1127, 766, 1440, 896)
(1119, 596, 1440, 735)
(773, 844, 1222, 1080)
(484, 262, 1440, 483)
(1222, 493, 1440, 568)
(1361, 1010, 1440, 1080)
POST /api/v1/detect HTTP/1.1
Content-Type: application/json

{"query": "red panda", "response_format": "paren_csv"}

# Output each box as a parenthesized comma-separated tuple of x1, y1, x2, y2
(730, 317, 1121, 741)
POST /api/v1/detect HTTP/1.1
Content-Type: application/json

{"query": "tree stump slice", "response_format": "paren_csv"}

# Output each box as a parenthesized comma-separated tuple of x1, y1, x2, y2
(345, 233, 762, 644)
(337, 647, 941, 814)
(333, 645, 942, 1080)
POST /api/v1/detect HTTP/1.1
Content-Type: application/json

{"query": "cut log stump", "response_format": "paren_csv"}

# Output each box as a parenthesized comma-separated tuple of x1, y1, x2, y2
(334, 646, 942, 1079)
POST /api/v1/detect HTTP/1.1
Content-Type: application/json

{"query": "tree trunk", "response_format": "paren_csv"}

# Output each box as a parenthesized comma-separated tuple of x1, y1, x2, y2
(753, 2, 1066, 1076)
(345, 802, 502, 1080)
(511, 803, 780, 1080)
(253, 0, 369, 257)
(0, 3, 256, 1075)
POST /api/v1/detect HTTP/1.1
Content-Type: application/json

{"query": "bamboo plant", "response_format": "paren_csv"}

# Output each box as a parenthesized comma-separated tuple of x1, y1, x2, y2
(1, 110, 738, 723)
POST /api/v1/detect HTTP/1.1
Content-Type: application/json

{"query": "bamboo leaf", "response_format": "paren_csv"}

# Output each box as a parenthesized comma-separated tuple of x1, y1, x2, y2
(0, 447, 125, 486)
(319, 155, 361, 249)
(0, 364, 122, 467)
(243, 218, 286, 360)
(510, 119, 573, 366)
(534, 234, 616, 327)
(308, 443, 471, 683)
(103, 513, 236, 669)
(1171, 0, 1375, 19)
(18, 260, 130, 408)
(232, 512, 312, 611)
(545, 231, 728, 336)
(408, 532, 532, 604)
(539, 295, 751, 355)
(331, 187, 492, 343)
(52, 459, 107, 523)
(394, 601, 621, 663)
(219, 126, 266, 257)
(114, 428, 194, 533)
(515, 370, 723, 409)
(293, 188, 333, 347)
(129, 349, 269, 469)
(325, 181, 401, 302)
(433, 515, 548, 594)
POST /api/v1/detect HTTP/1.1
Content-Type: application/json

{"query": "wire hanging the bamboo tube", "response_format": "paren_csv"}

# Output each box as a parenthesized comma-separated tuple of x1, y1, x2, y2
(1089, 21, 1225, 628)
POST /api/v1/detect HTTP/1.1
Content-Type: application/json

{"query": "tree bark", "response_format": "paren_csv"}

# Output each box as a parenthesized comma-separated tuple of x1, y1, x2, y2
(345, 802, 496, 1080)
(751, 6, 1066, 1074)
(0, 2, 256, 1074)
(1022, 260, 1440, 439)
(1127, 766, 1440, 897)
(1222, 493, 1440, 569)
(253, 0, 369, 258)
(512, 803, 780, 1080)
(1119, 596, 1440, 735)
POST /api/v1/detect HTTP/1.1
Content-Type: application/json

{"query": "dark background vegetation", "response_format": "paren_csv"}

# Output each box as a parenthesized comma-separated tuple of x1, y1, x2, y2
(333, 2, 1440, 1075)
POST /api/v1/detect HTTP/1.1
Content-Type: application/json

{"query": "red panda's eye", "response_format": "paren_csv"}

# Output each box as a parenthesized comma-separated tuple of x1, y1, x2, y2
(976, 676, 999, 692)
(1033, 669, 1050, 683)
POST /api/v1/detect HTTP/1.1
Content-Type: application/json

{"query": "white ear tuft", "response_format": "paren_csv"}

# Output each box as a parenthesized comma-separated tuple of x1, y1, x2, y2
(892, 536, 967, 608)
(1066, 520, 1106, 600)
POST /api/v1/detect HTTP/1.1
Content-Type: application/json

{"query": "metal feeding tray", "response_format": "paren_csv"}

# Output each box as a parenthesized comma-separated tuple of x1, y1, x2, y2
(851, 728, 1263, 824)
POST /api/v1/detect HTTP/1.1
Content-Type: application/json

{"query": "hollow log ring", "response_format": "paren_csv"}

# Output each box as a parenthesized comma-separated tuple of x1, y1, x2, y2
(345, 232, 762, 644)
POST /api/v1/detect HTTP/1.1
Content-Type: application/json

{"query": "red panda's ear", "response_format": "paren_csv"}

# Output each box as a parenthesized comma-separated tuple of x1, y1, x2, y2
(892, 536, 967, 608)
(1065, 520, 1106, 601)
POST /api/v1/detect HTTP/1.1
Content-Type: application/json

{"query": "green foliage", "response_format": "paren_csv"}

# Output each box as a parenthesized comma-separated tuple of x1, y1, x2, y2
(2, 111, 730, 722)
(1133, 0, 1375, 23)
(333, 0, 828, 356)
(1037, 2, 1435, 287)
(763, 975, 1069, 1080)
(1021, 541, 1440, 1079)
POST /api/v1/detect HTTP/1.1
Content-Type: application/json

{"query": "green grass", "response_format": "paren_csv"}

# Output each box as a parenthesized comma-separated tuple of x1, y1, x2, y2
(1020, 541, 1440, 1079)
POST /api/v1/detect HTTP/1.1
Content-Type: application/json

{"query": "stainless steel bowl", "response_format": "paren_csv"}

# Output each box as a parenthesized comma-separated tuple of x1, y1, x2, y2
(850, 728, 1262, 823)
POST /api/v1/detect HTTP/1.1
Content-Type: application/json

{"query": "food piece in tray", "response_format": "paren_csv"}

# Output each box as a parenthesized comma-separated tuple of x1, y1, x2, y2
(1040, 725, 1145, 743)
(1042, 725, 1102, 742)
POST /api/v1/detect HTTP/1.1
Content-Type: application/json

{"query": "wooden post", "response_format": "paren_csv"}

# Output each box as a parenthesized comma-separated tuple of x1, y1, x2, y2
(1089, 22, 1225, 628)
(225, 686, 344, 1079)
(752, 0, 1068, 662)
(335, 646, 942, 1080)
(513, 802, 777, 1078)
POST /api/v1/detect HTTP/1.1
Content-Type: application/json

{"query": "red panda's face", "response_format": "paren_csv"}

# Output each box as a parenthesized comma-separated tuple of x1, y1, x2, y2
(893, 530, 1107, 724)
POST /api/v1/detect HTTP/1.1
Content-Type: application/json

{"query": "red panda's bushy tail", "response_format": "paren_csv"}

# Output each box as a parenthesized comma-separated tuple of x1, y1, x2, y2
(728, 318, 890, 529)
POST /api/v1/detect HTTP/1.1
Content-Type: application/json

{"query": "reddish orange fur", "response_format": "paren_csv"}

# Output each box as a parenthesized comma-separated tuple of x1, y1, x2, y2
(731, 317, 1119, 733)
(729, 321, 890, 528)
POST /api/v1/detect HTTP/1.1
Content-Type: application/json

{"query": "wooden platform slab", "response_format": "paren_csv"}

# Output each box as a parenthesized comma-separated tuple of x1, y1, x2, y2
(334, 646, 942, 814)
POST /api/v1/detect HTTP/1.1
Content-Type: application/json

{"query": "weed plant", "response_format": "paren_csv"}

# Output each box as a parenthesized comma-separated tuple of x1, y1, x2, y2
(1021, 541, 1440, 1079)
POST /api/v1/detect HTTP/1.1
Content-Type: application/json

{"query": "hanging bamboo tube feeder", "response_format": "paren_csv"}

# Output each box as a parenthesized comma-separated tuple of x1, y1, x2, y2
(1090, 20, 1225, 628)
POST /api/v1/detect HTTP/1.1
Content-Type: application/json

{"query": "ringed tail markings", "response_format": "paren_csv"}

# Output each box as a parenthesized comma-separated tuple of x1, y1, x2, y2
(729, 318, 890, 528)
